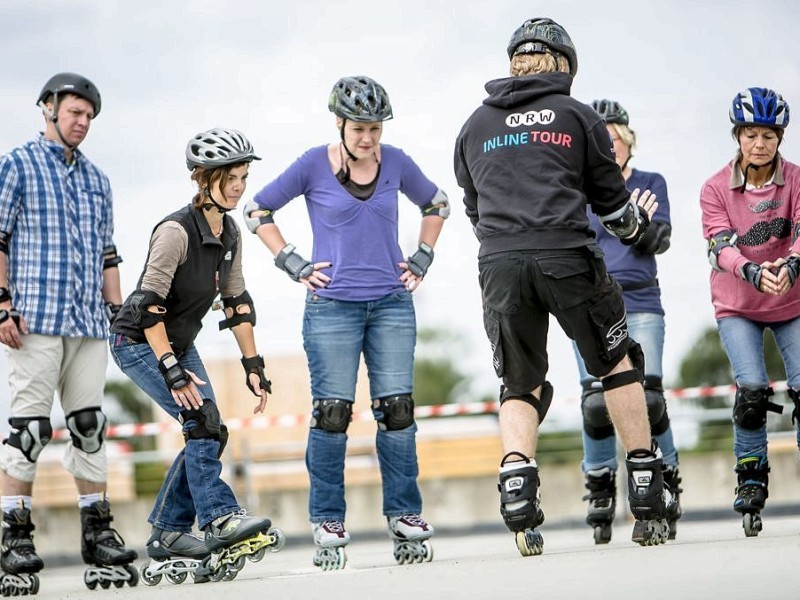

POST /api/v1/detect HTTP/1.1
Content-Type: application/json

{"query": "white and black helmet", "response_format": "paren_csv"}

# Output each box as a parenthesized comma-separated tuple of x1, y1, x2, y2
(185, 128, 261, 171)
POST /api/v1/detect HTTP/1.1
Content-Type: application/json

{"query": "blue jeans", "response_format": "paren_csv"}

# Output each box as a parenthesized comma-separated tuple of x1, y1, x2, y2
(717, 316, 800, 461)
(109, 334, 239, 531)
(574, 311, 679, 471)
(302, 291, 422, 521)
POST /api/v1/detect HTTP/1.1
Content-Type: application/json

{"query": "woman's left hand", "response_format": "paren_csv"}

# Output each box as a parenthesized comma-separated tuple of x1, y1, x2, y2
(248, 371, 269, 414)
(397, 264, 423, 292)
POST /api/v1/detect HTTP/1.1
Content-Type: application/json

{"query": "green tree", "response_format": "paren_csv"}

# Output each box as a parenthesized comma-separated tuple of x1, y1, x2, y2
(413, 327, 468, 406)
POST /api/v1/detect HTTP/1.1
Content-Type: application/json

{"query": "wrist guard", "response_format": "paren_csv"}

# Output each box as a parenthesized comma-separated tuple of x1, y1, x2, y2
(0, 308, 21, 328)
(241, 355, 272, 395)
(406, 242, 434, 277)
(620, 205, 651, 246)
(104, 302, 122, 323)
(784, 255, 800, 286)
(741, 262, 762, 290)
(0, 287, 10, 304)
(275, 244, 314, 281)
(158, 352, 190, 390)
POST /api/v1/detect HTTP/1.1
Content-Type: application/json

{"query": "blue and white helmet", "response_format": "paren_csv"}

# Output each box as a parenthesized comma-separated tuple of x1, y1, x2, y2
(730, 87, 790, 129)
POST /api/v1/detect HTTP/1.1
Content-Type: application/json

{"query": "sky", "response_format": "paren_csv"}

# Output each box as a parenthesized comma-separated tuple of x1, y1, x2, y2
(1, 0, 800, 424)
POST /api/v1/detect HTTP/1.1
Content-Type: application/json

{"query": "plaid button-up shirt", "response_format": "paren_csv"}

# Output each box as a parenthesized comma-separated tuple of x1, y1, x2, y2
(0, 133, 115, 339)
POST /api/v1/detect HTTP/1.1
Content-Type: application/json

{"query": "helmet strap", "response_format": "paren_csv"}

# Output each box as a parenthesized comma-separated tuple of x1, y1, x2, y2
(40, 94, 78, 151)
(339, 119, 358, 161)
(203, 188, 231, 213)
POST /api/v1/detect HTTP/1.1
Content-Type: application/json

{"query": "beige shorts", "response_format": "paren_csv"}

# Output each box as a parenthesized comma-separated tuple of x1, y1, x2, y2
(1, 334, 109, 482)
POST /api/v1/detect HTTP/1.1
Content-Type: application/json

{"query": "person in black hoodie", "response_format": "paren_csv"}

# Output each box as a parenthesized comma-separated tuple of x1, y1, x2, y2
(110, 128, 284, 583)
(453, 17, 677, 555)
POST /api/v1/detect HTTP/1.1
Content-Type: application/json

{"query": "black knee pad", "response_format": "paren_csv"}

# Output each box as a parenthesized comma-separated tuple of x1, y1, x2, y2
(373, 395, 415, 431)
(311, 399, 353, 433)
(733, 386, 782, 430)
(643, 377, 669, 436)
(4, 417, 53, 463)
(500, 381, 553, 424)
(788, 388, 800, 424)
(65, 407, 107, 454)
(179, 402, 227, 457)
(580, 380, 613, 440)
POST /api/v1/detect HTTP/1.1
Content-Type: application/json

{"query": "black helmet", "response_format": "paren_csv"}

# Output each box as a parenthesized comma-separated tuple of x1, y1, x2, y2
(328, 76, 393, 122)
(185, 128, 261, 171)
(507, 18, 578, 76)
(591, 99, 629, 125)
(37, 72, 101, 117)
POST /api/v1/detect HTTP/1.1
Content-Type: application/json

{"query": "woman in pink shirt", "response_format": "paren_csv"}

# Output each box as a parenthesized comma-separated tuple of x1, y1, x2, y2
(700, 87, 800, 537)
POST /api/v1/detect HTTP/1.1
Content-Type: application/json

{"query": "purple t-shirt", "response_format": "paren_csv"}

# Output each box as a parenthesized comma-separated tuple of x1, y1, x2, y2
(588, 168, 670, 315)
(253, 144, 438, 301)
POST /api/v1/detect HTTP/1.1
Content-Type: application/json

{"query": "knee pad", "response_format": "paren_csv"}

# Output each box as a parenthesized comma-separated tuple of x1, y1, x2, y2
(788, 388, 800, 424)
(643, 377, 669, 436)
(581, 381, 613, 440)
(497, 452, 544, 532)
(733, 386, 783, 430)
(179, 402, 228, 457)
(500, 382, 553, 425)
(311, 399, 353, 433)
(372, 395, 415, 431)
(65, 408, 107, 454)
(4, 417, 53, 463)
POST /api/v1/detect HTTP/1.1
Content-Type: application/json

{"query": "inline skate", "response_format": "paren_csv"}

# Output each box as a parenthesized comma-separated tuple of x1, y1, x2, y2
(140, 528, 209, 586)
(662, 464, 683, 540)
(0, 507, 42, 596)
(733, 456, 769, 537)
(80, 499, 139, 589)
(626, 447, 673, 546)
(582, 467, 616, 544)
(312, 520, 349, 571)
(387, 515, 434, 564)
(498, 452, 545, 557)
(195, 512, 285, 583)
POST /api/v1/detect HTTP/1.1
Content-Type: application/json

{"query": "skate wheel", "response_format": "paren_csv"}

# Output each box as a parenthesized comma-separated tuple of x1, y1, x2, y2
(125, 564, 139, 587)
(30, 573, 40, 595)
(140, 561, 162, 586)
(84, 570, 98, 591)
(248, 547, 266, 562)
(233, 556, 246, 572)
(668, 520, 677, 541)
(222, 565, 239, 581)
(269, 528, 287, 552)
(515, 529, 544, 557)
(743, 513, 762, 537)
(166, 570, 188, 585)
(100, 579, 111, 589)
(422, 540, 433, 562)
(593, 523, 612, 545)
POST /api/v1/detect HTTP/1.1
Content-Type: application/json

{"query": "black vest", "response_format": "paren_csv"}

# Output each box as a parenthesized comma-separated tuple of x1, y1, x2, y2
(112, 204, 238, 355)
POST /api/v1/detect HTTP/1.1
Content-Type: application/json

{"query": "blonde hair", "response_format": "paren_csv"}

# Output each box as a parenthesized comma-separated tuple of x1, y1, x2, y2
(609, 122, 636, 153)
(510, 53, 570, 77)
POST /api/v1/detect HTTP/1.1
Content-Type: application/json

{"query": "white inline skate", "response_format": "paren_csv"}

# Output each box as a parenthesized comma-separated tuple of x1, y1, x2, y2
(312, 520, 349, 571)
(387, 515, 434, 564)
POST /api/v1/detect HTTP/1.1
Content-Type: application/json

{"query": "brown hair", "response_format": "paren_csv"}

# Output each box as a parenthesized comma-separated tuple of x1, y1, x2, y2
(510, 53, 570, 77)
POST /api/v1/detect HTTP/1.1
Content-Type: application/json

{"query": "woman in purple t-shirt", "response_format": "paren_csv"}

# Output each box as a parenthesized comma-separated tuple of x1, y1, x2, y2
(700, 87, 800, 536)
(245, 76, 447, 569)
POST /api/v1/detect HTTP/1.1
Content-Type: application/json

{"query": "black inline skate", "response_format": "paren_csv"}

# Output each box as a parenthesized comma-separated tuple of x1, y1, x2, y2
(498, 452, 545, 557)
(662, 464, 683, 540)
(387, 515, 434, 565)
(582, 467, 616, 544)
(626, 447, 672, 546)
(733, 456, 769, 537)
(195, 512, 285, 583)
(80, 499, 139, 590)
(0, 507, 43, 596)
(140, 528, 209, 586)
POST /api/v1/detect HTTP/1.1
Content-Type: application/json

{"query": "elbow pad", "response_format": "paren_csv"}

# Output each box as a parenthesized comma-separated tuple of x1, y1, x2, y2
(129, 289, 167, 329)
(599, 200, 645, 242)
(219, 290, 256, 330)
(706, 230, 738, 272)
(420, 188, 450, 219)
(243, 199, 274, 234)
(102, 244, 123, 270)
(635, 221, 672, 255)
(0, 230, 9, 255)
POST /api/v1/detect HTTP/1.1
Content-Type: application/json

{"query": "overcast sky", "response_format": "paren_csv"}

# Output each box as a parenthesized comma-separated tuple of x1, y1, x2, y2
(2, 0, 800, 423)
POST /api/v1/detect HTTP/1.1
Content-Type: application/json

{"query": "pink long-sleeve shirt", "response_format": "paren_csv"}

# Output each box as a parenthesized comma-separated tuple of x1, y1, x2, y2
(700, 155, 800, 321)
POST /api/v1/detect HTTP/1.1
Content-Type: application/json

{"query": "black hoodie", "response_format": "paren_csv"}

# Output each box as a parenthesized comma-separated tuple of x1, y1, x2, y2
(454, 72, 630, 257)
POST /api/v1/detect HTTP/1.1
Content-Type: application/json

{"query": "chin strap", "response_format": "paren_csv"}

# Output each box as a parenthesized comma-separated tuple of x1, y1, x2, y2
(202, 188, 231, 213)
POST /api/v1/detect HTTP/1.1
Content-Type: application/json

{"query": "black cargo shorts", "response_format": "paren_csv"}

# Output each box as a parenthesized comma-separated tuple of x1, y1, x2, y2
(478, 246, 631, 394)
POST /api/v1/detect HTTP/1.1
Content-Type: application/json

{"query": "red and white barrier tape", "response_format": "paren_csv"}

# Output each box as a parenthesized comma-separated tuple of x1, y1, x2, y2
(48, 380, 789, 441)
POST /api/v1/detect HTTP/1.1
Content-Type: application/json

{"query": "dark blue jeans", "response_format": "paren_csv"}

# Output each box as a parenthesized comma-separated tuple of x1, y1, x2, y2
(109, 334, 239, 531)
(302, 291, 422, 521)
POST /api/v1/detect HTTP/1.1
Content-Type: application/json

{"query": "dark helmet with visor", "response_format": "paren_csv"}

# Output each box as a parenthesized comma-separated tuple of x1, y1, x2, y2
(507, 18, 578, 76)
(37, 72, 101, 117)
(186, 128, 261, 171)
(730, 87, 790, 129)
(328, 76, 393, 122)
(591, 99, 630, 125)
